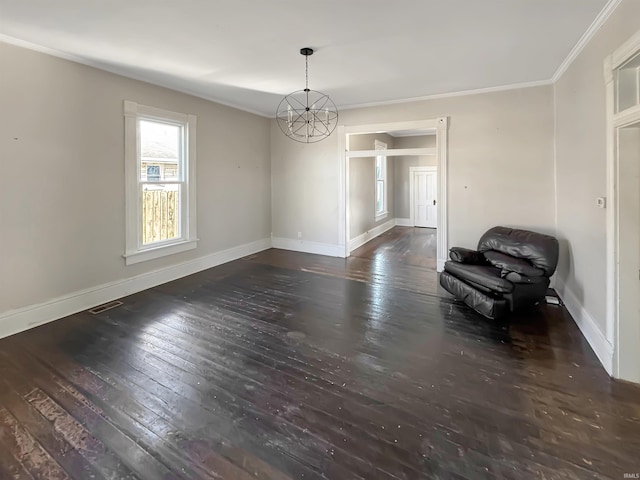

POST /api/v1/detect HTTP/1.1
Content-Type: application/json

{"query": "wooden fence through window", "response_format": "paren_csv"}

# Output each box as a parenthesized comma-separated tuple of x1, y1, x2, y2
(142, 189, 179, 244)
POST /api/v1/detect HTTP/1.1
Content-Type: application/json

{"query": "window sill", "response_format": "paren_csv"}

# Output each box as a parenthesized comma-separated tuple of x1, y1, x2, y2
(375, 212, 389, 222)
(123, 239, 198, 265)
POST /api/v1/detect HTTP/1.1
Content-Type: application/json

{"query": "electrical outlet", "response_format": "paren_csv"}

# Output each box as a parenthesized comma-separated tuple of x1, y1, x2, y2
(297, 232, 302, 239)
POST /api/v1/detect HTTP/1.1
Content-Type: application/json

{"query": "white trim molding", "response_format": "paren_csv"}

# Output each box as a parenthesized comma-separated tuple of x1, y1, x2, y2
(271, 237, 344, 258)
(552, 0, 622, 82)
(337, 125, 348, 257)
(338, 80, 553, 112)
(0, 238, 272, 340)
(349, 218, 396, 253)
(347, 147, 436, 158)
(435, 117, 449, 272)
(555, 281, 614, 375)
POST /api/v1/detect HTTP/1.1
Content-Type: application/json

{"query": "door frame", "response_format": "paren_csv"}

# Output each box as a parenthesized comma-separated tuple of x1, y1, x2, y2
(604, 30, 640, 382)
(409, 166, 437, 228)
(338, 118, 449, 270)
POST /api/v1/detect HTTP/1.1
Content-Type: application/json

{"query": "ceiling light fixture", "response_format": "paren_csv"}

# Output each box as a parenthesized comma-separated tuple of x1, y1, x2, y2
(276, 48, 338, 143)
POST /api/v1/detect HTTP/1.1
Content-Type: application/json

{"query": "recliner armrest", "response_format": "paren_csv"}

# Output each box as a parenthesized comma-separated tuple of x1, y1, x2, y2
(449, 247, 485, 264)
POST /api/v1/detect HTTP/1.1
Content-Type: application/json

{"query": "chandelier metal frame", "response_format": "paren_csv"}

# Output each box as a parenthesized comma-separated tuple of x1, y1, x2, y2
(276, 48, 338, 143)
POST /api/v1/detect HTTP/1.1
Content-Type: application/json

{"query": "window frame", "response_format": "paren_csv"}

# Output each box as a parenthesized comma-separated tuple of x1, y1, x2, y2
(374, 140, 388, 221)
(123, 101, 197, 265)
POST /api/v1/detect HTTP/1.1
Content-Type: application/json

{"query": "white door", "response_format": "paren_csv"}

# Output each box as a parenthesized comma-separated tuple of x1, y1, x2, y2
(617, 123, 640, 381)
(414, 171, 437, 228)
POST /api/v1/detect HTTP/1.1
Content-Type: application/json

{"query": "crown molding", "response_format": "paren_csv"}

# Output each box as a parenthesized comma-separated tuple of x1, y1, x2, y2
(0, 34, 270, 118)
(551, 0, 622, 83)
(337, 79, 553, 112)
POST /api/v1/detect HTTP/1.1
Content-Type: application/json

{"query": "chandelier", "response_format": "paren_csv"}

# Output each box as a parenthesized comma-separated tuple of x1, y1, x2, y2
(276, 48, 338, 143)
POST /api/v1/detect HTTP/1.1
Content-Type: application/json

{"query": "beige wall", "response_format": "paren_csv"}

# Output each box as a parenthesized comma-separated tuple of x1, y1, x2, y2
(271, 85, 555, 250)
(0, 42, 271, 314)
(349, 133, 395, 239)
(348, 133, 393, 151)
(270, 124, 340, 245)
(554, 0, 640, 333)
(393, 135, 437, 219)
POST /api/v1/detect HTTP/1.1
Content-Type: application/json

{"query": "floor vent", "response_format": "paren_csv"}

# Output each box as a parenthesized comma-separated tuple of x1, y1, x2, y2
(88, 300, 123, 315)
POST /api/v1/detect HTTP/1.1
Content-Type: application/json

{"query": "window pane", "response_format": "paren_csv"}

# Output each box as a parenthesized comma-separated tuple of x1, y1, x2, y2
(616, 51, 640, 113)
(140, 120, 181, 181)
(375, 157, 382, 180)
(376, 181, 384, 213)
(141, 183, 181, 245)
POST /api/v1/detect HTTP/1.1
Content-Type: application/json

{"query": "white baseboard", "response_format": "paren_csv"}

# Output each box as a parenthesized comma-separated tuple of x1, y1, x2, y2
(0, 237, 272, 340)
(349, 218, 396, 253)
(271, 237, 344, 258)
(555, 280, 613, 375)
(395, 218, 413, 227)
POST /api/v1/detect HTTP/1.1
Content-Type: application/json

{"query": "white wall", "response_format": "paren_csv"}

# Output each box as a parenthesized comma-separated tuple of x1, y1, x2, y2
(0, 42, 272, 328)
(271, 85, 556, 252)
(554, 0, 640, 367)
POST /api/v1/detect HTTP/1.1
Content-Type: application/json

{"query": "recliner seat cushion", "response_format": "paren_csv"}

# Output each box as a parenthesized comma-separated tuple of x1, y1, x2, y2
(483, 251, 545, 277)
(477, 226, 559, 276)
(443, 261, 514, 293)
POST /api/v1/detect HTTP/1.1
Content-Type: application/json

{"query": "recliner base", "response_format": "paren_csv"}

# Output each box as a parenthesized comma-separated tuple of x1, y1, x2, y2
(440, 272, 508, 319)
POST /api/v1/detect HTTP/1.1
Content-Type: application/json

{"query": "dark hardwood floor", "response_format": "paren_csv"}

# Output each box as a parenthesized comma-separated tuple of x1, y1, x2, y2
(1, 227, 638, 479)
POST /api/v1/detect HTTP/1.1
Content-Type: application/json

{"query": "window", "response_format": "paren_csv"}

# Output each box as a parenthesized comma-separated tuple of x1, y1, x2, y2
(615, 50, 640, 113)
(374, 140, 387, 220)
(124, 101, 197, 265)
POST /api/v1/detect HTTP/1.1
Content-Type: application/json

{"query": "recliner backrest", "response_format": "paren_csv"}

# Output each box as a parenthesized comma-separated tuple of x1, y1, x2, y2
(477, 226, 559, 277)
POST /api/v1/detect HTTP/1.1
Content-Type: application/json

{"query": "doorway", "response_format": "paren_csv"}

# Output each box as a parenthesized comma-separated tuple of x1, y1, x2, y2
(338, 118, 449, 270)
(410, 166, 437, 228)
(604, 31, 640, 382)
(614, 120, 640, 382)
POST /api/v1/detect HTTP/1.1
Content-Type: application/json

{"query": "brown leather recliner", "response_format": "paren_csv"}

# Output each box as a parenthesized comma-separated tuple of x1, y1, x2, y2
(439, 226, 559, 319)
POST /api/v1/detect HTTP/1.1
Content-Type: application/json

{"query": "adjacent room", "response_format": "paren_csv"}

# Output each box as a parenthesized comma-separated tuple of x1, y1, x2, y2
(1, 1, 639, 479)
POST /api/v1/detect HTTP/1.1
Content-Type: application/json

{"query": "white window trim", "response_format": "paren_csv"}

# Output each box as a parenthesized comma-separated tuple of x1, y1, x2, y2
(123, 101, 197, 265)
(374, 140, 388, 221)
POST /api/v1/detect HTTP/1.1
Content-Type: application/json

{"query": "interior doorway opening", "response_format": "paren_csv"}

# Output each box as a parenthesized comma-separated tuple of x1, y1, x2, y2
(338, 118, 449, 270)
(604, 31, 640, 382)
(613, 120, 640, 382)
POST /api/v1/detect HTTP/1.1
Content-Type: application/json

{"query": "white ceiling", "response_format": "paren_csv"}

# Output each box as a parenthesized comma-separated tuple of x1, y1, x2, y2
(0, 0, 610, 117)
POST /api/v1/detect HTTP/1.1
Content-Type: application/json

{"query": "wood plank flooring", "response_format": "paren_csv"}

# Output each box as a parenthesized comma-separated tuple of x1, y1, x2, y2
(1, 227, 639, 479)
